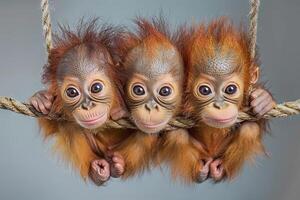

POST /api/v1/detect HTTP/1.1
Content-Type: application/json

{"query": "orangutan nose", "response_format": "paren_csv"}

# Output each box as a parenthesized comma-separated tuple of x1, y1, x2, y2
(81, 99, 94, 110)
(145, 100, 159, 112)
(213, 101, 225, 110)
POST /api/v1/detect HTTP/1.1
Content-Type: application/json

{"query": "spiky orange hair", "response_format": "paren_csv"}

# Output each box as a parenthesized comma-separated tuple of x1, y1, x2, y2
(42, 18, 122, 116)
(117, 18, 176, 63)
(181, 18, 260, 111)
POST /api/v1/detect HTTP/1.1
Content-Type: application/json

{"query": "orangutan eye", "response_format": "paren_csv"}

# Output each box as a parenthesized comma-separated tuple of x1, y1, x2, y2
(199, 85, 212, 96)
(66, 87, 79, 98)
(225, 84, 237, 95)
(133, 85, 145, 96)
(91, 82, 103, 93)
(159, 86, 172, 96)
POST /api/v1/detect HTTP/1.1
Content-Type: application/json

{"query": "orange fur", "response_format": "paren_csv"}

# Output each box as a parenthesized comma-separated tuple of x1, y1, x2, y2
(43, 18, 121, 115)
(156, 129, 204, 184)
(115, 132, 157, 179)
(221, 121, 265, 178)
(38, 19, 130, 182)
(158, 18, 268, 183)
(188, 18, 267, 181)
(52, 123, 98, 178)
(114, 18, 184, 178)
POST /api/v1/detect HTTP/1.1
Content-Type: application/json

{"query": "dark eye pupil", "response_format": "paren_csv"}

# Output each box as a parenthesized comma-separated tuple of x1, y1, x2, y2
(199, 86, 212, 95)
(225, 85, 237, 94)
(133, 85, 145, 96)
(159, 86, 172, 96)
(66, 88, 79, 98)
(91, 83, 103, 93)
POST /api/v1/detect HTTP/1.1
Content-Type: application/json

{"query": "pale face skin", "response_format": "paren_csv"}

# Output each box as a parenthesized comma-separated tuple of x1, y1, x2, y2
(30, 44, 115, 130)
(126, 73, 181, 133)
(55, 44, 115, 130)
(191, 48, 275, 128)
(192, 72, 244, 128)
(124, 43, 184, 134)
(60, 71, 114, 129)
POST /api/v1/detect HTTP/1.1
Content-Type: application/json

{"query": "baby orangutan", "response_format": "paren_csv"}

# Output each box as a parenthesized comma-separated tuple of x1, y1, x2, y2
(159, 18, 275, 184)
(30, 20, 129, 185)
(108, 18, 184, 178)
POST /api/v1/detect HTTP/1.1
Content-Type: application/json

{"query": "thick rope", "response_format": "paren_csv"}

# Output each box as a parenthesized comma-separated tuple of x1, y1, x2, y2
(41, 0, 53, 56)
(1, 97, 300, 130)
(249, 0, 260, 59)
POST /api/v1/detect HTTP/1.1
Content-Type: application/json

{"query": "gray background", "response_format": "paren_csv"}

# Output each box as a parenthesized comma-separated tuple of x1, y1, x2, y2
(0, 0, 299, 199)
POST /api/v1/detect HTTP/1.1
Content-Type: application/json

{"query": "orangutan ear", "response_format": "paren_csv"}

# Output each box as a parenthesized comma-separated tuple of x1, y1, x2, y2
(250, 66, 260, 84)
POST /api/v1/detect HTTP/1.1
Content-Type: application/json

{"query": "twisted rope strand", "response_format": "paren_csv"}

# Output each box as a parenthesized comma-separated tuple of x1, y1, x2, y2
(41, 0, 53, 56)
(249, 0, 260, 59)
